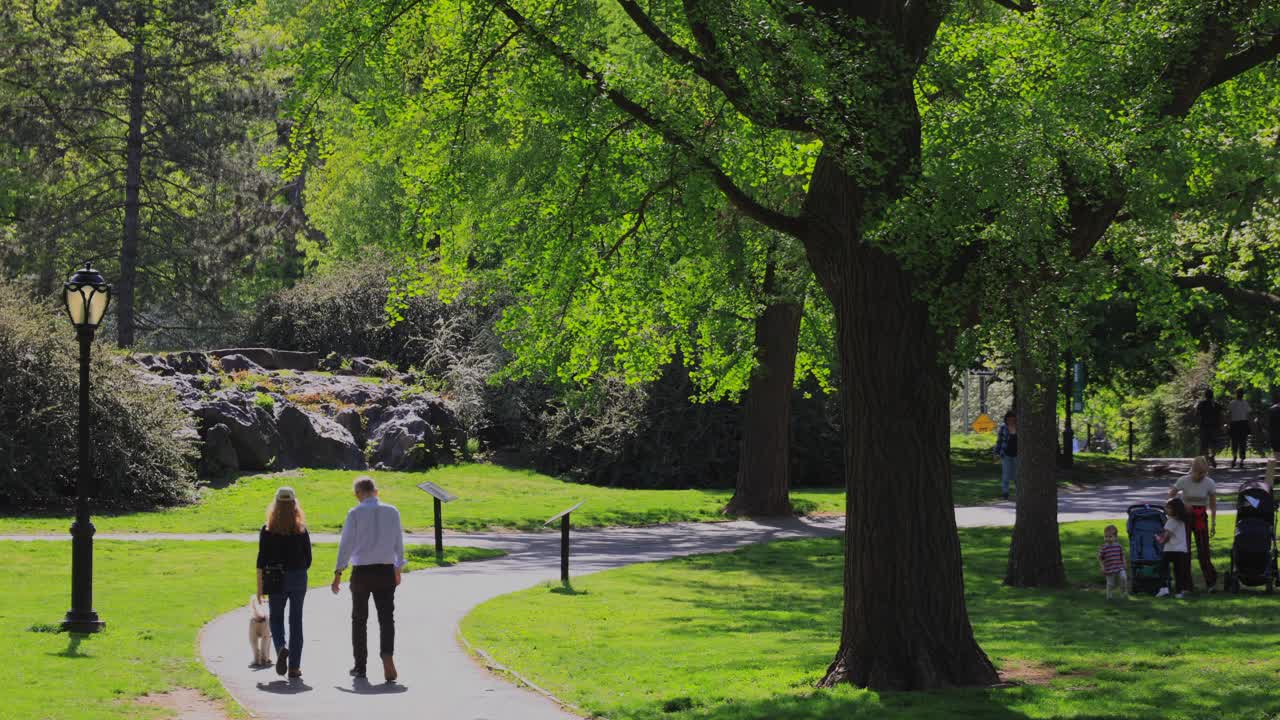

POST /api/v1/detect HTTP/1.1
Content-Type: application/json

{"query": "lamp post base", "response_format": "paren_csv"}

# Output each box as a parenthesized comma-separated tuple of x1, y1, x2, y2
(62, 610, 105, 634)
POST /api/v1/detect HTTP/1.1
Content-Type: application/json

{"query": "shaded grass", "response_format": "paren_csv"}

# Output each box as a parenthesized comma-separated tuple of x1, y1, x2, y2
(0, 541, 501, 720)
(463, 520, 1279, 719)
(950, 434, 1137, 506)
(0, 465, 845, 535)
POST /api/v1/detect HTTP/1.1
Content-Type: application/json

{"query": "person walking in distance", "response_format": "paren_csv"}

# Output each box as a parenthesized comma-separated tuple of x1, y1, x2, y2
(992, 410, 1018, 501)
(1196, 389, 1221, 468)
(332, 475, 406, 683)
(1227, 388, 1252, 469)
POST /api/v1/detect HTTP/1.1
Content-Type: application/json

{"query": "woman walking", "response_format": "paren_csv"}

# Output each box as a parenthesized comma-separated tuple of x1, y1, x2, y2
(257, 486, 312, 678)
(1168, 457, 1217, 592)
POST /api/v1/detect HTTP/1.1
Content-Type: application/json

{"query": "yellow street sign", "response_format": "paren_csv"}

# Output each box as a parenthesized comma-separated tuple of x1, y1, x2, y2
(970, 413, 996, 433)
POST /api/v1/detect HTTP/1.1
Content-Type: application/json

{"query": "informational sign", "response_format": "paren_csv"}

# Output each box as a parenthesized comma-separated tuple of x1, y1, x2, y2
(545, 501, 585, 526)
(970, 413, 997, 433)
(416, 481, 457, 503)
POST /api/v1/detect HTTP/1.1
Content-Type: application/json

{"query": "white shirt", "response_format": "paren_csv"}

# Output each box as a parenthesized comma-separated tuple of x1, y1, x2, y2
(1173, 474, 1216, 508)
(1229, 399, 1251, 422)
(1162, 518, 1188, 553)
(335, 497, 406, 571)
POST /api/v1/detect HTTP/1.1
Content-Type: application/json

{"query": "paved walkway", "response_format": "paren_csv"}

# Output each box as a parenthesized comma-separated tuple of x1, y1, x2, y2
(4, 458, 1272, 719)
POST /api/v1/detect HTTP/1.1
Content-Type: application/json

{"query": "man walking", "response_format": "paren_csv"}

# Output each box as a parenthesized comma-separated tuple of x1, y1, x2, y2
(1227, 388, 1252, 469)
(1196, 389, 1221, 468)
(332, 475, 406, 683)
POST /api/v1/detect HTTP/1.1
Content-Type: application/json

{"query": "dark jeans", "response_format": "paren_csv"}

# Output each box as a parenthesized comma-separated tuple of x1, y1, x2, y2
(1230, 421, 1250, 460)
(1163, 551, 1193, 594)
(269, 569, 308, 670)
(351, 564, 396, 670)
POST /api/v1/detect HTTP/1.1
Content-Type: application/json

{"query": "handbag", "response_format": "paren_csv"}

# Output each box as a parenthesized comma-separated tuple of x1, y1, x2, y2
(261, 563, 286, 595)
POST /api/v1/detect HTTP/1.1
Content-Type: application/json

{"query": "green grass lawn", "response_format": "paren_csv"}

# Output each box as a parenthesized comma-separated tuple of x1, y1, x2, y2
(950, 433, 1135, 506)
(1, 541, 501, 720)
(463, 519, 1275, 720)
(0, 438, 1138, 535)
(0, 465, 846, 535)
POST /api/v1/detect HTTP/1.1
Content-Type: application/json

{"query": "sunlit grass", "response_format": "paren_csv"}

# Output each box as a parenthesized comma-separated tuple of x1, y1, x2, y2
(464, 519, 1270, 719)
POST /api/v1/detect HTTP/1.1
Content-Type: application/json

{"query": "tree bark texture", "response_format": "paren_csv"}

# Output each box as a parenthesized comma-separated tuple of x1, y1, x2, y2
(804, 145, 995, 688)
(725, 298, 803, 516)
(117, 16, 146, 348)
(1005, 343, 1067, 587)
(811, 240, 997, 690)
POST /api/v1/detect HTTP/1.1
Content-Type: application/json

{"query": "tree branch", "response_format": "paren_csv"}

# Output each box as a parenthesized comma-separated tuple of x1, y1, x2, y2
(615, 0, 809, 132)
(989, 0, 1036, 13)
(491, 0, 806, 238)
(1206, 33, 1280, 89)
(1172, 275, 1280, 309)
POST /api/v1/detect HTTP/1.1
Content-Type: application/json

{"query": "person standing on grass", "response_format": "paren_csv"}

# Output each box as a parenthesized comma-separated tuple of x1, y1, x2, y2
(257, 486, 312, 679)
(1196, 388, 1222, 468)
(1228, 388, 1252, 469)
(332, 475, 405, 683)
(1098, 525, 1128, 599)
(1156, 498, 1193, 599)
(1168, 457, 1217, 592)
(992, 410, 1018, 501)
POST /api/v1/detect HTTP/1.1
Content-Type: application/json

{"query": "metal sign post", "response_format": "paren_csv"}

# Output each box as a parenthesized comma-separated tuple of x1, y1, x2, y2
(417, 481, 458, 562)
(545, 501, 585, 585)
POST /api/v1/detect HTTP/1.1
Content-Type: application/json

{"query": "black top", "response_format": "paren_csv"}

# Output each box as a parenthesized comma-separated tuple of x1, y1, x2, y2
(256, 526, 312, 571)
(1005, 433, 1018, 457)
(1196, 399, 1219, 429)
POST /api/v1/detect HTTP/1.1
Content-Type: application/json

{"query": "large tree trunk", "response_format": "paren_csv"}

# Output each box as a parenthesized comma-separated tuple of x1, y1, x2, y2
(1005, 341, 1067, 587)
(724, 297, 802, 516)
(117, 14, 146, 348)
(816, 244, 996, 690)
(806, 173, 995, 688)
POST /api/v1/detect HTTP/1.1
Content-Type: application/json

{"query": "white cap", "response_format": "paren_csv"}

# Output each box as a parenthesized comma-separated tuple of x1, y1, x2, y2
(275, 486, 296, 502)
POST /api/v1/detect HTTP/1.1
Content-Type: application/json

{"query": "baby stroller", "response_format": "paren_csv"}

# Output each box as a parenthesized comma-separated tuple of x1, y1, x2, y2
(1224, 480, 1277, 594)
(1127, 504, 1168, 594)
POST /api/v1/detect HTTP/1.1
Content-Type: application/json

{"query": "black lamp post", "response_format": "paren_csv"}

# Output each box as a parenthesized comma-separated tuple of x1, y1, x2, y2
(61, 263, 110, 634)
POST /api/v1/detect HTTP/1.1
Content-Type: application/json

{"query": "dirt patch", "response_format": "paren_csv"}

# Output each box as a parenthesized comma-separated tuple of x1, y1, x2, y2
(998, 659, 1061, 686)
(135, 689, 231, 720)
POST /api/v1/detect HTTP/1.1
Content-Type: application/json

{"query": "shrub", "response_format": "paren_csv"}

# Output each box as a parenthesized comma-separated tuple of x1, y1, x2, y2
(253, 392, 275, 412)
(0, 283, 198, 510)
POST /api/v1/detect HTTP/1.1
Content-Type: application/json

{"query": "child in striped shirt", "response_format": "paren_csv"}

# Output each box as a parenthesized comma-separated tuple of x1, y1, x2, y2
(1098, 525, 1127, 599)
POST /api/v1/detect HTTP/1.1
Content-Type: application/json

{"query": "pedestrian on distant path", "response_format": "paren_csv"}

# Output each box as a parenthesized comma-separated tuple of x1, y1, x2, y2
(1196, 389, 1222, 468)
(1228, 388, 1252, 469)
(1168, 457, 1217, 592)
(1269, 390, 1280, 460)
(1156, 498, 1193, 598)
(1098, 524, 1128, 599)
(257, 486, 312, 679)
(992, 410, 1018, 501)
(332, 475, 405, 683)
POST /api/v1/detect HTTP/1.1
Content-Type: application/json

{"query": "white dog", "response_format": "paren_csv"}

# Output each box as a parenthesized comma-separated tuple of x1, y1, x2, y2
(249, 595, 272, 667)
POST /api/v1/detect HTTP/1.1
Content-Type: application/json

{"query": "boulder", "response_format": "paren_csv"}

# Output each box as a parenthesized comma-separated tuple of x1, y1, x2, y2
(164, 351, 211, 375)
(336, 407, 366, 448)
(366, 397, 464, 470)
(209, 348, 319, 372)
(199, 423, 239, 476)
(275, 404, 365, 469)
(332, 382, 397, 407)
(193, 391, 280, 470)
(133, 353, 175, 376)
(217, 353, 264, 374)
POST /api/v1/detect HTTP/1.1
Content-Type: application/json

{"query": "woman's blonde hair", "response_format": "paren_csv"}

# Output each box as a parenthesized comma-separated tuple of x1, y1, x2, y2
(1190, 456, 1210, 481)
(266, 498, 306, 535)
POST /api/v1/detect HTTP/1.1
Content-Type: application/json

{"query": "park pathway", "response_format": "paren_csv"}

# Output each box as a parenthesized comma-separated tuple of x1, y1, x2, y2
(3, 458, 1271, 719)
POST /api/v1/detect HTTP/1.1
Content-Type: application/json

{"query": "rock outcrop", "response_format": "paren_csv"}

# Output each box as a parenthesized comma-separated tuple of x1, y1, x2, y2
(129, 348, 462, 476)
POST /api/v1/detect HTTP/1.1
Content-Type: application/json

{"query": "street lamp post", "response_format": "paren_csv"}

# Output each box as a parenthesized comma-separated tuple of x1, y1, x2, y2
(61, 263, 110, 634)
